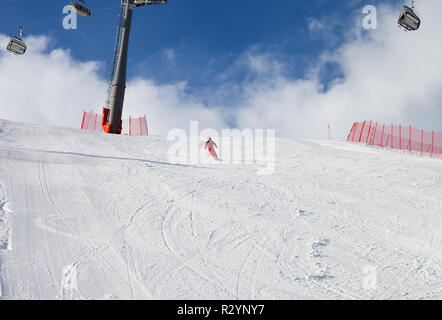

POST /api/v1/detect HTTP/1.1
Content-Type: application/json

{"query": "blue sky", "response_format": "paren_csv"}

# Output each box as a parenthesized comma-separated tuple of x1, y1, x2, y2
(0, 0, 371, 93)
(1, 0, 441, 139)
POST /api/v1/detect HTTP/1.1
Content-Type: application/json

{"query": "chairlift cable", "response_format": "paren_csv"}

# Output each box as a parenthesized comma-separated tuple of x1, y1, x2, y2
(0, 5, 121, 32)
(0, 17, 65, 32)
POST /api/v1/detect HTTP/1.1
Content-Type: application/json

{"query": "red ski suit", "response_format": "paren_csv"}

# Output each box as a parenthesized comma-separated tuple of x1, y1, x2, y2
(205, 140, 219, 160)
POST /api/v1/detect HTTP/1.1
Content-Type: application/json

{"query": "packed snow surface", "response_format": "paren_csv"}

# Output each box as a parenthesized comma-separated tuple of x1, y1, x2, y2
(0, 119, 441, 300)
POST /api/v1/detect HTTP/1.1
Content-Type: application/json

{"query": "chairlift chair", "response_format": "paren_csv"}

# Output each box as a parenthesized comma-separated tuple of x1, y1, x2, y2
(7, 26, 26, 55)
(398, 1, 421, 31)
(133, 0, 168, 7)
(70, 0, 91, 17)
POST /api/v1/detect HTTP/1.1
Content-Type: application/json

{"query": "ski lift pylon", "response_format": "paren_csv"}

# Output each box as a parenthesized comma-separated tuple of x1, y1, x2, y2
(398, 0, 421, 31)
(70, 0, 91, 17)
(6, 25, 26, 55)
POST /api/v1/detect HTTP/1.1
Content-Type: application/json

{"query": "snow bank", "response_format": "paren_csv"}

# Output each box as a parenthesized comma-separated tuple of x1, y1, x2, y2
(0, 118, 441, 299)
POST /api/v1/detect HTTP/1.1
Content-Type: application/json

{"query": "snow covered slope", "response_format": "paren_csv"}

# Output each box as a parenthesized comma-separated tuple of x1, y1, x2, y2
(0, 118, 441, 300)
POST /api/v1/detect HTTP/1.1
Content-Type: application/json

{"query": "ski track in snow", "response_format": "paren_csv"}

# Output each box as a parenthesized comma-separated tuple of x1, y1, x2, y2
(60, 264, 82, 300)
(0, 178, 13, 299)
(0, 119, 441, 299)
(0, 179, 12, 251)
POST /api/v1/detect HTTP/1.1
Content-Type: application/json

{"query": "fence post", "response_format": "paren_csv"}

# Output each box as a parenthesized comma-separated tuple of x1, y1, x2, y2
(81, 111, 86, 129)
(93, 113, 97, 131)
(84, 112, 89, 130)
(358, 121, 366, 143)
(129, 116, 132, 136)
(347, 123, 353, 141)
(391, 124, 394, 149)
(380, 124, 385, 147)
(328, 123, 331, 141)
(408, 126, 412, 152)
(399, 124, 402, 150)
(371, 122, 378, 145)
(420, 130, 423, 154)
(432, 131, 435, 157)
(351, 122, 358, 142)
(144, 116, 148, 136)
(366, 121, 372, 144)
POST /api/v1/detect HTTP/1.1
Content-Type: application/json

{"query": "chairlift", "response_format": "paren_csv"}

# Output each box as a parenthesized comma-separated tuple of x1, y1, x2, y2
(6, 25, 26, 55)
(70, 0, 91, 17)
(398, 0, 421, 31)
(133, 0, 168, 7)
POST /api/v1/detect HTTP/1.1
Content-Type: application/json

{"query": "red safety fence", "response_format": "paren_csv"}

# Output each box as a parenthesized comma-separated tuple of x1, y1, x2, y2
(128, 115, 148, 136)
(81, 111, 103, 132)
(347, 121, 442, 158)
(81, 110, 148, 136)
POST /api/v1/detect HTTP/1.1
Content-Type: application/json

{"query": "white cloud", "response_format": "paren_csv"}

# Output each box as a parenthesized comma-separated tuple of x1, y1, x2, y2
(308, 18, 325, 31)
(0, 34, 106, 128)
(241, 51, 282, 75)
(235, 1, 442, 139)
(162, 48, 175, 61)
(0, 35, 228, 134)
(124, 79, 228, 134)
(1, 1, 441, 140)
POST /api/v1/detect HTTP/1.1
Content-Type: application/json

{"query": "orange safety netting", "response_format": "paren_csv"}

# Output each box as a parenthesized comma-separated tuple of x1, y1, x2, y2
(81, 110, 148, 136)
(128, 115, 148, 136)
(81, 111, 103, 132)
(347, 121, 442, 158)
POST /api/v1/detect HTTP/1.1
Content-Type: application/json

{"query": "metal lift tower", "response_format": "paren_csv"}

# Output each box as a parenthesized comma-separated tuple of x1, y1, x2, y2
(107, 0, 167, 134)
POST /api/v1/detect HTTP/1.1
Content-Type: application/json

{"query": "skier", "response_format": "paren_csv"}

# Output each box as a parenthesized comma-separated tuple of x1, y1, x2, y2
(205, 138, 219, 160)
